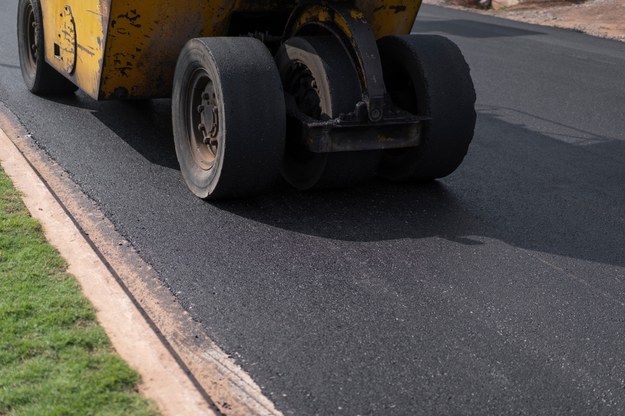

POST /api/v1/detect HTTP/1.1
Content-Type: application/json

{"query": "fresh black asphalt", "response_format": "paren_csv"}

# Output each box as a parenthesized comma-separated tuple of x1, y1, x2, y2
(1, 3, 625, 415)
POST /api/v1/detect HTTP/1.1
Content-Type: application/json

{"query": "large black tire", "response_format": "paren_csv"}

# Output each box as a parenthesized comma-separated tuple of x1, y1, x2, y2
(172, 37, 286, 199)
(17, 0, 77, 95)
(377, 35, 476, 181)
(276, 36, 381, 190)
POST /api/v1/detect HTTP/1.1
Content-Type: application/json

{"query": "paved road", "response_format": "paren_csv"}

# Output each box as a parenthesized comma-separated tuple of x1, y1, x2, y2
(2, 3, 625, 415)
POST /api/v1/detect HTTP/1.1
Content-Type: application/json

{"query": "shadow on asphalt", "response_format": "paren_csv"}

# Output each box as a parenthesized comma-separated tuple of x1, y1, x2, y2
(212, 110, 625, 269)
(43, 93, 625, 269)
(214, 179, 481, 243)
(94, 99, 179, 170)
(413, 18, 543, 38)
(46, 93, 179, 170)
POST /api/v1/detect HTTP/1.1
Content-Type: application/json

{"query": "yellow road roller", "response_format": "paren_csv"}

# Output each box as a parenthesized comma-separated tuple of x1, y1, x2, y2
(18, 0, 476, 198)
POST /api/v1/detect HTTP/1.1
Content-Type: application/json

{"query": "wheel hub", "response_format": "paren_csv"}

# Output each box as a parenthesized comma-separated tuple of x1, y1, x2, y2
(197, 90, 219, 148)
(188, 72, 220, 170)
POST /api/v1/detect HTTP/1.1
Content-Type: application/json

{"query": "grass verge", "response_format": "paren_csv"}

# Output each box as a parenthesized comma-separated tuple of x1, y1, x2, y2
(0, 166, 158, 416)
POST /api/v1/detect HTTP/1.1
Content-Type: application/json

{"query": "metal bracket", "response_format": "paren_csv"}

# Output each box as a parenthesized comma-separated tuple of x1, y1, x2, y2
(285, 4, 387, 122)
(285, 94, 425, 153)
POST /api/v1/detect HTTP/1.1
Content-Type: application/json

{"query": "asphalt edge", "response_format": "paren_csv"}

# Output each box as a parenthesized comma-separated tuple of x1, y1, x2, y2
(0, 102, 282, 416)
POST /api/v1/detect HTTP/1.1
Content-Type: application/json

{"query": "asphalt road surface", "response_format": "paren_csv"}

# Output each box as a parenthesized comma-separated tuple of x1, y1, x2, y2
(2, 3, 625, 415)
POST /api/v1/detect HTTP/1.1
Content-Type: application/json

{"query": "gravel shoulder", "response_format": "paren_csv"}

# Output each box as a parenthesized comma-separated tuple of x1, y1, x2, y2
(422, 0, 625, 41)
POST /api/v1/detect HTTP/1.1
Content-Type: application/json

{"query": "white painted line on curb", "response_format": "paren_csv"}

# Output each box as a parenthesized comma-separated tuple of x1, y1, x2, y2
(0, 127, 215, 416)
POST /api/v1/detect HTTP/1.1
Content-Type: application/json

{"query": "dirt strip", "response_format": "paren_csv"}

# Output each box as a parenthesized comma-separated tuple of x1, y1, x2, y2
(0, 104, 282, 416)
(423, 0, 625, 42)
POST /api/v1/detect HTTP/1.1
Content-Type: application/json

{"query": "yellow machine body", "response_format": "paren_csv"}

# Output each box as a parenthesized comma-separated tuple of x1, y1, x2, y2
(40, 0, 422, 100)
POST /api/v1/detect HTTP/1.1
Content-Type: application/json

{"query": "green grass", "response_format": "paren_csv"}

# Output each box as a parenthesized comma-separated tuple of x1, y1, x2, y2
(0, 167, 158, 416)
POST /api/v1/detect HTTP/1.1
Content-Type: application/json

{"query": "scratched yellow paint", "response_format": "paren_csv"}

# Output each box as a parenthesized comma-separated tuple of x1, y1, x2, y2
(39, 0, 422, 100)
(100, 0, 237, 99)
(41, 0, 108, 99)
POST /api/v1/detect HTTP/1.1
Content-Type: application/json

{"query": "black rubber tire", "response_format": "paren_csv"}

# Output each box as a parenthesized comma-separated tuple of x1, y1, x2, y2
(377, 35, 476, 181)
(172, 37, 286, 199)
(276, 36, 381, 190)
(17, 0, 77, 95)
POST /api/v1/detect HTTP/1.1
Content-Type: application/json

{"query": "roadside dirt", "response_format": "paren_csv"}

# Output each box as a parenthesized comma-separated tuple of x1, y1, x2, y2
(422, 0, 625, 42)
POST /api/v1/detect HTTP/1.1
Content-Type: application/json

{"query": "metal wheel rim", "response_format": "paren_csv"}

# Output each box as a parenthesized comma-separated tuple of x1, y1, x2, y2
(187, 68, 220, 171)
